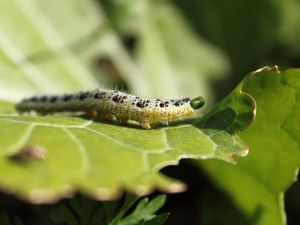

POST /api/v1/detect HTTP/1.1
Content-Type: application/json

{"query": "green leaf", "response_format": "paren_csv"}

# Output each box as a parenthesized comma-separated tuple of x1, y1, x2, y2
(59, 204, 79, 225)
(0, 109, 249, 203)
(59, 194, 168, 225)
(60, 195, 105, 225)
(90, 207, 106, 225)
(102, 198, 120, 223)
(0, 101, 15, 114)
(117, 195, 166, 225)
(71, 195, 98, 225)
(0, 0, 252, 203)
(111, 194, 140, 223)
(0, 214, 11, 225)
(144, 213, 169, 225)
(195, 79, 256, 134)
(199, 66, 300, 225)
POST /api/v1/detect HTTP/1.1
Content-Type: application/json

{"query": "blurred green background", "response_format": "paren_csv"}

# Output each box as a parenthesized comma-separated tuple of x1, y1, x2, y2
(1, 0, 300, 224)
(99, 0, 300, 97)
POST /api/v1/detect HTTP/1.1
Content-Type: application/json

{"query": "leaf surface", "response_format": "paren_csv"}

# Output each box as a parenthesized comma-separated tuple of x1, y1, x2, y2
(0, 106, 250, 203)
(199, 67, 300, 225)
(0, 0, 253, 203)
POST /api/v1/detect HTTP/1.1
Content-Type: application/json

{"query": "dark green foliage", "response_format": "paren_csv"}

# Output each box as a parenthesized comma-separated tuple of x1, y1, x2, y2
(57, 195, 168, 225)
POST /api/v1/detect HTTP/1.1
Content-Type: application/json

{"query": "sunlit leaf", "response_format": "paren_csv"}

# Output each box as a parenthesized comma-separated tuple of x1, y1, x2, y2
(199, 66, 300, 225)
(0, 0, 253, 204)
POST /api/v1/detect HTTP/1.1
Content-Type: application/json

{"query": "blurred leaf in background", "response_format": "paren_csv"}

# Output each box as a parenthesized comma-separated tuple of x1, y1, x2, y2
(0, 0, 229, 107)
(172, 0, 300, 89)
(99, 0, 230, 105)
(0, 0, 99, 100)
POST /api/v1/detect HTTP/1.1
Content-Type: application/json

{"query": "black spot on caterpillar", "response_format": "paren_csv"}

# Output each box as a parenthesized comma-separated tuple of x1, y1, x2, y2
(16, 89, 205, 129)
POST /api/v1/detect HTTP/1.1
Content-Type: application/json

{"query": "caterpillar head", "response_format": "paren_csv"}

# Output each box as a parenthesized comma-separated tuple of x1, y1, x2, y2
(190, 96, 205, 110)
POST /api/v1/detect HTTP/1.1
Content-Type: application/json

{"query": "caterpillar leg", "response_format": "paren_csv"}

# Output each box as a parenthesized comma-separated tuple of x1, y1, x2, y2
(98, 114, 114, 121)
(38, 111, 50, 116)
(141, 122, 151, 129)
(87, 110, 98, 118)
(116, 117, 129, 124)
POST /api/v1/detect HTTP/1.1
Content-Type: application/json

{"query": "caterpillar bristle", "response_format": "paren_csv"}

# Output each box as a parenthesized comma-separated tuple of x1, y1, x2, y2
(16, 89, 205, 129)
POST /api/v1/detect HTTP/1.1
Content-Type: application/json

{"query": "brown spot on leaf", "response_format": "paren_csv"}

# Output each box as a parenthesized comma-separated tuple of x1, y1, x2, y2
(10, 146, 46, 162)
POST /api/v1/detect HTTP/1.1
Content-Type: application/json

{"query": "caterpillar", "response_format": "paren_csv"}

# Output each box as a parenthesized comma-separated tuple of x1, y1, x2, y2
(16, 89, 205, 129)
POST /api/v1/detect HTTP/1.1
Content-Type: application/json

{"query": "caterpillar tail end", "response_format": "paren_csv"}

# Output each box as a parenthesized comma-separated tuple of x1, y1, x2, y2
(15, 101, 27, 113)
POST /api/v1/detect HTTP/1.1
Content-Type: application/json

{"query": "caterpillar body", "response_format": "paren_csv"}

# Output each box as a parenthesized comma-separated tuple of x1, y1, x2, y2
(16, 89, 205, 129)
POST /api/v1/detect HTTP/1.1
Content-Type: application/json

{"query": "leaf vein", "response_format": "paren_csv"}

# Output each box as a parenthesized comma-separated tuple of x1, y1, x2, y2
(0, 117, 92, 128)
(83, 127, 143, 152)
(0, 123, 35, 156)
(62, 127, 90, 174)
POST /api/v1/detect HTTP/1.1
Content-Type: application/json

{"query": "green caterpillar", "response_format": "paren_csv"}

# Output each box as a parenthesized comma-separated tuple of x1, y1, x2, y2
(16, 89, 205, 129)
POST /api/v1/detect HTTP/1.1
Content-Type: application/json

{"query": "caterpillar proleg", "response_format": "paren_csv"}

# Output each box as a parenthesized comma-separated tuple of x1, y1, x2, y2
(16, 89, 205, 129)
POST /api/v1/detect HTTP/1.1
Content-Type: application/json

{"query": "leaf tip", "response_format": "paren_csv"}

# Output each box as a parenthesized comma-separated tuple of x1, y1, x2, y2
(28, 185, 74, 204)
(133, 185, 154, 196)
(162, 182, 187, 193)
(251, 65, 280, 75)
(93, 187, 121, 200)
